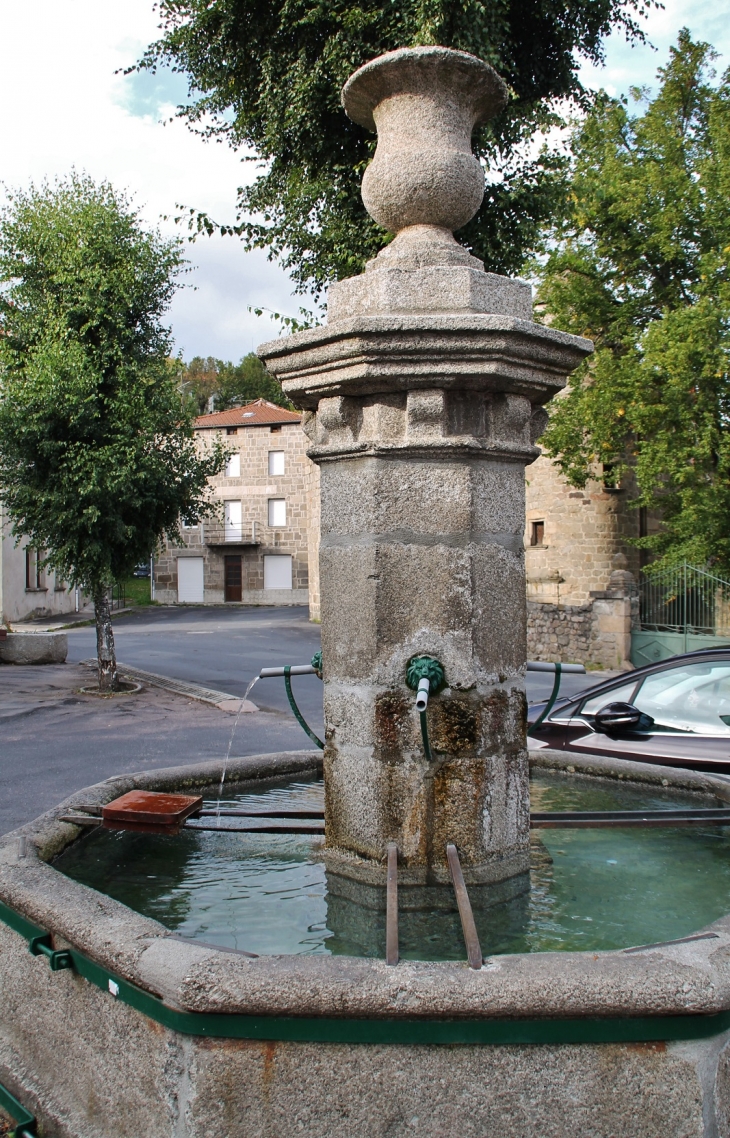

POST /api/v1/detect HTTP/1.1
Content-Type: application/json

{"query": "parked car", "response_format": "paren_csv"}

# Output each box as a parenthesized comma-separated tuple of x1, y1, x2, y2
(132, 563, 150, 578)
(527, 648, 730, 773)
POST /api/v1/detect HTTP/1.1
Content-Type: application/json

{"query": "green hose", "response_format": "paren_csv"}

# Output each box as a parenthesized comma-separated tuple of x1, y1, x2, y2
(419, 710, 434, 762)
(284, 665, 324, 750)
(527, 662, 562, 737)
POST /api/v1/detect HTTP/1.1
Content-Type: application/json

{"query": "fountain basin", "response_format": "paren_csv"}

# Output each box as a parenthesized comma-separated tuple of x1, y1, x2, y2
(3, 750, 730, 1137)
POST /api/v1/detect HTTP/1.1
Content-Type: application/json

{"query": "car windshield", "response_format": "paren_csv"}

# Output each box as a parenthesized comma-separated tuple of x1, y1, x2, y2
(630, 661, 730, 734)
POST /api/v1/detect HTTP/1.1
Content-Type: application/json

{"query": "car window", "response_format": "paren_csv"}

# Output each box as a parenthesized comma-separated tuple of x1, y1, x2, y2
(632, 661, 730, 735)
(581, 681, 639, 717)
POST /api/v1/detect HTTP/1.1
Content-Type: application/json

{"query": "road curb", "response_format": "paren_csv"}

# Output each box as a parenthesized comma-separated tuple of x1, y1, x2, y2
(79, 660, 258, 713)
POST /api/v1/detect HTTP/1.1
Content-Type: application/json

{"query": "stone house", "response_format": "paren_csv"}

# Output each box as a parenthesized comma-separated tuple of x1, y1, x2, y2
(0, 504, 84, 625)
(525, 452, 641, 669)
(154, 400, 317, 607)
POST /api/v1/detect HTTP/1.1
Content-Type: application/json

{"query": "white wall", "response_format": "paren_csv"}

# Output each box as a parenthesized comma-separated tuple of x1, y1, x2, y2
(1, 507, 81, 625)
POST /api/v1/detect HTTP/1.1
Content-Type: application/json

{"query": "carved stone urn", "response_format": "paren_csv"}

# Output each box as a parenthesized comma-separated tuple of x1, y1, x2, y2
(258, 47, 592, 890)
(344, 46, 506, 243)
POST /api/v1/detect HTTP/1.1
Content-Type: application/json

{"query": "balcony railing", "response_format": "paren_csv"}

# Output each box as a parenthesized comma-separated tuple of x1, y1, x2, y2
(204, 521, 260, 546)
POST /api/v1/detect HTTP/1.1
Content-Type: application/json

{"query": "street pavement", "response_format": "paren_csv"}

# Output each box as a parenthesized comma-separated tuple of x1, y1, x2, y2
(1, 604, 616, 836)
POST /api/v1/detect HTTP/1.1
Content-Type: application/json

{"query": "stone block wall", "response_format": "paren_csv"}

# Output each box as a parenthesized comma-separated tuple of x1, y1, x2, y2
(527, 578, 639, 670)
(525, 451, 641, 607)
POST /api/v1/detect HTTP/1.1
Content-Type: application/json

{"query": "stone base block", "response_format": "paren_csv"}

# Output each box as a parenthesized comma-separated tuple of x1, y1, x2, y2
(2, 910, 729, 1138)
(0, 632, 68, 665)
(322, 845, 531, 887)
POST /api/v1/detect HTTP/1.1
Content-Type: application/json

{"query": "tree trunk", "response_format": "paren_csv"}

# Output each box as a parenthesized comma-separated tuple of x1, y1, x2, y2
(94, 587, 118, 692)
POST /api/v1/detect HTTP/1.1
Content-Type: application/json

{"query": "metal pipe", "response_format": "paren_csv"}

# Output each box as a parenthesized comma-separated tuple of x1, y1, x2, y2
(198, 809, 324, 819)
(415, 677, 430, 712)
(386, 843, 399, 966)
(259, 665, 317, 678)
(446, 843, 482, 970)
(527, 661, 586, 674)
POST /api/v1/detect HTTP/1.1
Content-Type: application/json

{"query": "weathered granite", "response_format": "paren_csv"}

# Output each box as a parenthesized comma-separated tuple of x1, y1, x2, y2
(0, 631, 67, 665)
(258, 47, 592, 885)
(3, 753, 730, 1136)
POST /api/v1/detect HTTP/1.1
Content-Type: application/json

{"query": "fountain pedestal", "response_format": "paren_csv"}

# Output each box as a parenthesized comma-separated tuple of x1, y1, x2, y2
(260, 47, 592, 886)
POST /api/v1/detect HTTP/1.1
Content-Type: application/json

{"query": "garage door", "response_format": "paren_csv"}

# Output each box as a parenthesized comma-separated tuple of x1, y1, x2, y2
(264, 555, 292, 590)
(177, 557, 204, 603)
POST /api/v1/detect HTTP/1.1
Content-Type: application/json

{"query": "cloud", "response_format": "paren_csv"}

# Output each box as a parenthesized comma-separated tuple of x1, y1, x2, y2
(1, 0, 727, 366)
(117, 66, 192, 121)
(0, 0, 305, 362)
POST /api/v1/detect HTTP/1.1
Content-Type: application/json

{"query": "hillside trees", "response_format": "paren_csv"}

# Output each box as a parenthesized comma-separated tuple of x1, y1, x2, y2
(0, 175, 225, 689)
(178, 353, 292, 414)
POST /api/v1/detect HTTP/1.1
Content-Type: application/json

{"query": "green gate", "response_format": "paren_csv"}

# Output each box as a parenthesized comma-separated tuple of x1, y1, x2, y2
(631, 563, 730, 667)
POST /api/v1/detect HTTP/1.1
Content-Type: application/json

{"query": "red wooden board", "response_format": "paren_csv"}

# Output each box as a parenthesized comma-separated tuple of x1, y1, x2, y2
(102, 790, 203, 827)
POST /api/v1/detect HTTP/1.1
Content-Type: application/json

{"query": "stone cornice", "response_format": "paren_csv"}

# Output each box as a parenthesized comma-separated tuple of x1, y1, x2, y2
(258, 315, 593, 409)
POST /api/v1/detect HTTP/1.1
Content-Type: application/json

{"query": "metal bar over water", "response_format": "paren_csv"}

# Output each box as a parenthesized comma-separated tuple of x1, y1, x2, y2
(386, 842, 399, 966)
(446, 843, 482, 970)
(530, 809, 730, 828)
(198, 809, 325, 819)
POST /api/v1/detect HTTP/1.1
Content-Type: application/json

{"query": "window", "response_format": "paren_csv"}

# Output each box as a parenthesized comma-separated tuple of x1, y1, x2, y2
(268, 450, 285, 476)
(632, 662, 730, 735)
(225, 453, 241, 478)
(581, 681, 639, 717)
(270, 425, 282, 433)
(226, 427, 238, 435)
(268, 498, 286, 526)
(602, 462, 620, 490)
(530, 521, 545, 547)
(264, 555, 292, 590)
(25, 547, 43, 590)
(224, 500, 243, 540)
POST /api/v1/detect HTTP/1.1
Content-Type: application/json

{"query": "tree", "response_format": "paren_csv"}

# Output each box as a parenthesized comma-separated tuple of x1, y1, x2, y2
(179, 353, 292, 414)
(536, 33, 730, 574)
(137, 0, 655, 299)
(0, 175, 226, 689)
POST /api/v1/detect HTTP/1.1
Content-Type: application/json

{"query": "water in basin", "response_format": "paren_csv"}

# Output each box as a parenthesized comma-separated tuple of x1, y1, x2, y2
(54, 772, 730, 960)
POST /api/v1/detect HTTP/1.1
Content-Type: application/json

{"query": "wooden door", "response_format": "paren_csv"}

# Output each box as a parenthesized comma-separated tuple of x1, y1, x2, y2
(224, 555, 242, 602)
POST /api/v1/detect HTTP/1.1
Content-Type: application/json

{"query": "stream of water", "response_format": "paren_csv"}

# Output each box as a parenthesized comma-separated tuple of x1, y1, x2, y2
(214, 674, 261, 824)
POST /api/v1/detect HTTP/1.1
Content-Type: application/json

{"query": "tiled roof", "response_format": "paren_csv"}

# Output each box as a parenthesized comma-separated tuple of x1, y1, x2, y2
(194, 399, 301, 429)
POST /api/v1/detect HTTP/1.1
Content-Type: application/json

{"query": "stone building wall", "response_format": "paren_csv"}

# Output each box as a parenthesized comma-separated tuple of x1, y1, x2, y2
(525, 449, 641, 668)
(154, 402, 315, 607)
(525, 452, 640, 607)
(306, 456, 321, 621)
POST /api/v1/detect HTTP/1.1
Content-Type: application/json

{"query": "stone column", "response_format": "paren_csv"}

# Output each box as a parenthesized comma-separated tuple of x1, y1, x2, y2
(259, 47, 592, 887)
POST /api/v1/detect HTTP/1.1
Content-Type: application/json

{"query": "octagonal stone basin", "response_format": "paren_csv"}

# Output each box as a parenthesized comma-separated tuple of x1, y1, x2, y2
(3, 748, 730, 1138)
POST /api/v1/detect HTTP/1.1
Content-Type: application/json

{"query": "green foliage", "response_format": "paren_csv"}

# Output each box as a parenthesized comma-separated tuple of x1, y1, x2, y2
(138, 0, 654, 297)
(536, 32, 730, 573)
(178, 352, 293, 414)
(0, 174, 227, 594)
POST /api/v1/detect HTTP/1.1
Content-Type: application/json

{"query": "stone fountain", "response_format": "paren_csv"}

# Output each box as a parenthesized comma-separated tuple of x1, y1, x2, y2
(260, 46, 590, 893)
(3, 46, 730, 1138)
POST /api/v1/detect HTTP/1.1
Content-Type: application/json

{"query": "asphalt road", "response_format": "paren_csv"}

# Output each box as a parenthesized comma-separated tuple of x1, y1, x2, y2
(65, 603, 611, 708)
(1, 604, 616, 836)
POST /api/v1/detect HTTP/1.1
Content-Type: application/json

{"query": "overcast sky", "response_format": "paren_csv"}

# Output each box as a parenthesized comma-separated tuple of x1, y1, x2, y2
(1, 0, 728, 364)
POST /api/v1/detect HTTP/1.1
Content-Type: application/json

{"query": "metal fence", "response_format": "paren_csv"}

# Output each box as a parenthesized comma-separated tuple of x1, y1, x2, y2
(639, 563, 730, 637)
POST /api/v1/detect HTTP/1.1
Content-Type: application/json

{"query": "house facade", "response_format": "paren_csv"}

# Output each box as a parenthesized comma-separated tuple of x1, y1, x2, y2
(154, 400, 315, 607)
(0, 504, 81, 625)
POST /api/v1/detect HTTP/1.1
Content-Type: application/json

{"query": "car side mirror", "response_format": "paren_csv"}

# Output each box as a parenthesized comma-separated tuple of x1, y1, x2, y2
(593, 702, 654, 735)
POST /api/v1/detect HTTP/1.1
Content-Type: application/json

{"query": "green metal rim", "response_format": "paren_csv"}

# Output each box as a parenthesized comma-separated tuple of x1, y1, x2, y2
(0, 1072, 36, 1136)
(2, 896, 730, 1046)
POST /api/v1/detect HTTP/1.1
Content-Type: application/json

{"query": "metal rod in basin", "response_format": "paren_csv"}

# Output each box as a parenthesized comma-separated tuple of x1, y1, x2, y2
(446, 843, 482, 970)
(386, 842, 399, 966)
